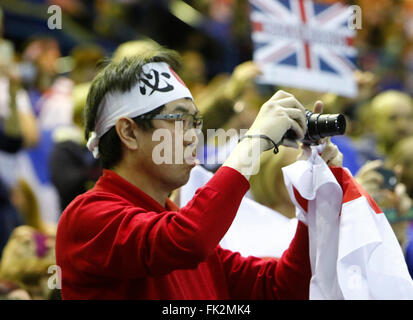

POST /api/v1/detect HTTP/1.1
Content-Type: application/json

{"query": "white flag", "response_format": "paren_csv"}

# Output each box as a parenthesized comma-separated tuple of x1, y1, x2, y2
(282, 147, 413, 299)
(180, 165, 297, 258)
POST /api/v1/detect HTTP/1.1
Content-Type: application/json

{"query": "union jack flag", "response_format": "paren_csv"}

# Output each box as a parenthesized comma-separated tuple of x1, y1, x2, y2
(250, 0, 358, 97)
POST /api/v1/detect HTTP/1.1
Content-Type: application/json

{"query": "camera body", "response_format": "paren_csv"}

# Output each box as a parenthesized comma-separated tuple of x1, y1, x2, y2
(376, 167, 398, 191)
(284, 110, 346, 145)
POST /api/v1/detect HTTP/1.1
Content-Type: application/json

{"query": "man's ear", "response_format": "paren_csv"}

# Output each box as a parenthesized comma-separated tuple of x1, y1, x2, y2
(115, 117, 140, 151)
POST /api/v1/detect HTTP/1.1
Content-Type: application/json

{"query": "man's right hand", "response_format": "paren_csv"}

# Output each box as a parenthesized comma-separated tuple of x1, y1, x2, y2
(223, 90, 307, 179)
(246, 90, 307, 150)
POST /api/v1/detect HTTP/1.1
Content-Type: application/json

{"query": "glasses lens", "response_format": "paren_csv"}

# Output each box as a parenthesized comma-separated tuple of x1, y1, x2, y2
(195, 117, 203, 130)
(178, 114, 189, 130)
(180, 114, 202, 130)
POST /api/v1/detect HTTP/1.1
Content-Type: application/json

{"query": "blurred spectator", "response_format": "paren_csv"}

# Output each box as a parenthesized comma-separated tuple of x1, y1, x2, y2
(0, 225, 57, 299)
(17, 38, 73, 222)
(386, 135, 413, 262)
(49, 82, 101, 212)
(112, 38, 162, 62)
(0, 72, 39, 150)
(11, 178, 57, 235)
(356, 90, 413, 164)
(188, 60, 262, 134)
(70, 43, 105, 85)
(197, 0, 252, 76)
(0, 21, 39, 150)
(34, 42, 104, 129)
(179, 50, 208, 99)
(0, 72, 23, 153)
(357, 0, 407, 91)
(20, 36, 62, 115)
(0, 13, 37, 257)
(0, 279, 31, 300)
(3, 177, 59, 299)
(0, 36, 62, 224)
(355, 160, 413, 249)
(37, 77, 74, 131)
(0, 176, 23, 259)
(388, 136, 413, 199)
(93, 0, 133, 41)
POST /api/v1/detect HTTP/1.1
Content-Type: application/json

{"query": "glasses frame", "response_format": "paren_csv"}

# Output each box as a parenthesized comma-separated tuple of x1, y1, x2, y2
(139, 113, 203, 131)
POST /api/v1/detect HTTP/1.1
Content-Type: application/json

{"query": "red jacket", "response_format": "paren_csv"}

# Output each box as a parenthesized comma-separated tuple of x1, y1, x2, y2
(56, 166, 311, 299)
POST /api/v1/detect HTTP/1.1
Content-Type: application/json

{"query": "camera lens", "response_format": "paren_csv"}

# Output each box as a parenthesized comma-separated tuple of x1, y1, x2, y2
(303, 111, 346, 144)
(283, 110, 346, 145)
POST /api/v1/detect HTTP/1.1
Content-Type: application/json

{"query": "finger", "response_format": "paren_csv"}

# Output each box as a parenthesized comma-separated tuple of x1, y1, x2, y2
(321, 143, 339, 163)
(328, 152, 343, 167)
(276, 96, 306, 113)
(315, 136, 329, 148)
(313, 100, 324, 114)
(286, 117, 305, 141)
(284, 108, 307, 133)
(394, 183, 407, 197)
(320, 139, 343, 167)
(270, 90, 293, 101)
(244, 68, 262, 81)
(240, 63, 262, 78)
(366, 160, 385, 170)
(233, 62, 262, 84)
(282, 139, 299, 149)
(394, 164, 403, 179)
(320, 137, 335, 154)
(356, 160, 384, 176)
(361, 182, 383, 193)
(246, 63, 263, 75)
(361, 171, 384, 185)
(297, 143, 312, 160)
(238, 60, 256, 69)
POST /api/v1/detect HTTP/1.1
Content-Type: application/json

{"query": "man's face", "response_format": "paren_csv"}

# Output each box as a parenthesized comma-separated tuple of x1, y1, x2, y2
(136, 98, 200, 191)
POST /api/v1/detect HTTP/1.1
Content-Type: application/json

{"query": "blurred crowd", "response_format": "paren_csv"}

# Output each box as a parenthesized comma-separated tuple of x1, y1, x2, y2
(0, 0, 413, 299)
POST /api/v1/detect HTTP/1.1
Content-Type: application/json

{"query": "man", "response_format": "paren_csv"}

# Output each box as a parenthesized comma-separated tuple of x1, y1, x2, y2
(56, 45, 341, 299)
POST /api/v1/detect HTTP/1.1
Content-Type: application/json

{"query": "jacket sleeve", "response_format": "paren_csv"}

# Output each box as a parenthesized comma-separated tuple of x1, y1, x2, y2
(217, 221, 311, 300)
(58, 166, 250, 278)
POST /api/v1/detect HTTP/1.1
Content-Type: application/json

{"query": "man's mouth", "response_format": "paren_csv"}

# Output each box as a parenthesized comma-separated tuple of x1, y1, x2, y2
(184, 148, 199, 166)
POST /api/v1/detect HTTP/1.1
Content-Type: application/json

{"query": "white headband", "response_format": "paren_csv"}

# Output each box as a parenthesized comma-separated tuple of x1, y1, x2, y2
(86, 62, 193, 158)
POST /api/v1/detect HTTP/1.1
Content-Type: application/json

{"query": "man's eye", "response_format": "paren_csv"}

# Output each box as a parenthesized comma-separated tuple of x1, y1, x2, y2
(182, 117, 190, 126)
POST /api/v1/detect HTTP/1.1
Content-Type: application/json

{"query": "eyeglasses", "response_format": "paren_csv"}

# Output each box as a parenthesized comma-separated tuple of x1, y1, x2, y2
(139, 113, 203, 131)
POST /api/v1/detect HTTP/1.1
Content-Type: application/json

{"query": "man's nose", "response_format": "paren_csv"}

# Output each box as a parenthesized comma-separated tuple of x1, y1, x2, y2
(184, 128, 199, 146)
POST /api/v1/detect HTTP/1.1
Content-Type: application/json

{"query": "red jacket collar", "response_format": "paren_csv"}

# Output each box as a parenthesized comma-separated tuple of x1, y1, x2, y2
(93, 169, 179, 212)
